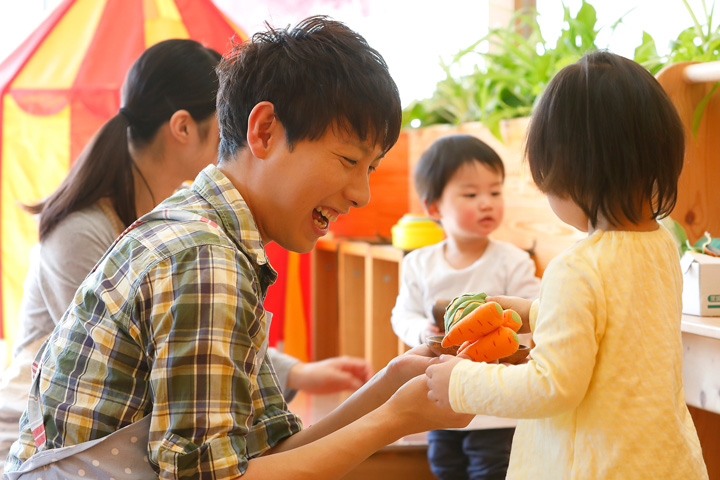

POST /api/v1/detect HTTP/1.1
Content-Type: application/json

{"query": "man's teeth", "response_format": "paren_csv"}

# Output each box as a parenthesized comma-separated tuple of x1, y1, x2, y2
(313, 207, 332, 230)
(314, 216, 328, 229)
(315, 207, 338, 222)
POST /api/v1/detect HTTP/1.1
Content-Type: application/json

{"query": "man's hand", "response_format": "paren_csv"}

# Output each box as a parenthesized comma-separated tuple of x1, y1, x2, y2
(386, 374, 473, 432)
(383, 344, 438, 390)
(287, 356, 372, 394)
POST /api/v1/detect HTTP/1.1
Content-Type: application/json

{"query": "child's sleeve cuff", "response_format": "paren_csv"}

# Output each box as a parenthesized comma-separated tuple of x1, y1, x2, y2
(449, 359, 474, 413)
(529, 298, 540, 333)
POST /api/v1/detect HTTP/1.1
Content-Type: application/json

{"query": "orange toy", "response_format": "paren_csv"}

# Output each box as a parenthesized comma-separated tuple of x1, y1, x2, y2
(441, 292, 520, 363)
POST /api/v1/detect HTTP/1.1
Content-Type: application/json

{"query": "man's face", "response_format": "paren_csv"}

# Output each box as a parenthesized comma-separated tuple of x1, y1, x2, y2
(251, 127, 385, 253)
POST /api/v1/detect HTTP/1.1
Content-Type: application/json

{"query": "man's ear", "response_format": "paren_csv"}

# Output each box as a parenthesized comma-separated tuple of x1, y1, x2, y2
(246, 101, 278, 158)
(168, 110, 193, 144)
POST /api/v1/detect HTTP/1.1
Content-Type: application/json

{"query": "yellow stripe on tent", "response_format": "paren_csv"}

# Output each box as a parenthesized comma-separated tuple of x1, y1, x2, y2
(144, 0, 190, 48)
(1, 95, 71, 361)
(11, 0, 107, 90)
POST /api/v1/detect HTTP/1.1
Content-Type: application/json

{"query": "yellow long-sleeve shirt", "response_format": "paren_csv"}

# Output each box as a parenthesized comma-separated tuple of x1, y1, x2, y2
(449, 226, 708, 479)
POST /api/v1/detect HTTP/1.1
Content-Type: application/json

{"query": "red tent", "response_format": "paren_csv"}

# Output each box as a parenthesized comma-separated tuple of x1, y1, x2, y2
(0, 0, 313, 363)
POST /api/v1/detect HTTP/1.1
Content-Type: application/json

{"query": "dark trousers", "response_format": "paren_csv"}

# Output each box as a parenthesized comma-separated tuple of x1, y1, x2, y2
(426, 428, 515, 480)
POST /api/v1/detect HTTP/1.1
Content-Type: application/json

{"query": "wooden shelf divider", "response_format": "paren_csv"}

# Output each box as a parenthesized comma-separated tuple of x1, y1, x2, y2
(312, 239, 407, 374)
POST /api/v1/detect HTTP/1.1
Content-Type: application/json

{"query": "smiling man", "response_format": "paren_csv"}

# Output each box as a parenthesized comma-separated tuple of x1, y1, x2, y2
(5, 15, 472, 480)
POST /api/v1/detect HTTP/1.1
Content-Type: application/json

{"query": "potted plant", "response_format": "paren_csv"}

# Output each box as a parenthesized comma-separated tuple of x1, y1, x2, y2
(401, 0, 606, 140)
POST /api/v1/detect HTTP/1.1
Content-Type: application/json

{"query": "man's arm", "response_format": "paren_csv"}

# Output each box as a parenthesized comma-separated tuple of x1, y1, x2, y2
(242, 374, 472, 480)
(268, 345, 437, 451)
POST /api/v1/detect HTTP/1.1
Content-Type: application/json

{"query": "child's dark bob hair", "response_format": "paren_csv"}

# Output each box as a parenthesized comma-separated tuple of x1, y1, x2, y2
(525, 50, 685, 227)
(216, 16, 402, 159)
(414, 134, 504, 206)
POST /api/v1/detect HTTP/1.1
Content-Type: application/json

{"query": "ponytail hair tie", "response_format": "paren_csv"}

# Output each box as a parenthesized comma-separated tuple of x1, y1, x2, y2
(118, 107, 137, 125)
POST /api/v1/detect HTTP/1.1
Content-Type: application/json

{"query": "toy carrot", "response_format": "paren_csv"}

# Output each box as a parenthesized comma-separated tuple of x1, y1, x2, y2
(502, 309, 522, 332)
(442, 301, 503, 347)
(458, 326, 519, 363)
(443, 292, 487, 332)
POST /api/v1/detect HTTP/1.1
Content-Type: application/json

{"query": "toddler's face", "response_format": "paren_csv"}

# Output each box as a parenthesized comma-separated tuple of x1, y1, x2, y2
(431, 161, 504, 241)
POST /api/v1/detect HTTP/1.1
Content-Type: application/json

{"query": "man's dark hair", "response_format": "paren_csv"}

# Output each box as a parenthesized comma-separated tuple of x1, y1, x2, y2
(216, 15, 402, 159)
(525, 50, 685, 227)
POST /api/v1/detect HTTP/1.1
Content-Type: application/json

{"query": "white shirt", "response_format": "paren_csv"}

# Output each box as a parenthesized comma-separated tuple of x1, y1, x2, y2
(391, 238, 540, 348)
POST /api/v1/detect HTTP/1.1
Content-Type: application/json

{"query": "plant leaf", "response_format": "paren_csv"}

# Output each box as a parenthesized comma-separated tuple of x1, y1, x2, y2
(691, 82, 719, 138)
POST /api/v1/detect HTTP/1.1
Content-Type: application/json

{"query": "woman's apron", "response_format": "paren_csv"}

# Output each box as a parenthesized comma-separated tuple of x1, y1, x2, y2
(4, 209, 269, 479)
(3, 353, 158, 480)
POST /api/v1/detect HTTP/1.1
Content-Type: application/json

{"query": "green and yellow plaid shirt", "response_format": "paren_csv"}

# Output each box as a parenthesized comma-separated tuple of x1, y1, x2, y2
(8, 165, 302, 478)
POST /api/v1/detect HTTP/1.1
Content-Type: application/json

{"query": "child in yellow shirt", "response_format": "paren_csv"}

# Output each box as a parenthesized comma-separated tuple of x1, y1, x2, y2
(426, 51, 708, 479)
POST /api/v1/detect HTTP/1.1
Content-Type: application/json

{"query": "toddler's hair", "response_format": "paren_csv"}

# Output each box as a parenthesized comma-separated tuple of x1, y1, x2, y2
(525, 50, 684, 227)
(414, 134, 504, 206)
(216, 15, 401, 160)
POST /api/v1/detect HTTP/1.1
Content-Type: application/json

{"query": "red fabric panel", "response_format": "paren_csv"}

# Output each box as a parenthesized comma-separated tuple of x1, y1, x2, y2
(265, 243, 288, 348)
(73, 0, 144, 92)
(69, 0, 144, 163)
(264, 244, 313, 356)
(299, 250, 313, 358)
(69, 91, 119, 165)
(9, 90, 69, 116)
(174, 0, 243, 56)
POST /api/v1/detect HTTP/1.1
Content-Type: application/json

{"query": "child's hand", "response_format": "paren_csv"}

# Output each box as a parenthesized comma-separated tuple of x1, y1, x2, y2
(426, 354, 467, 410)
(485, 295, 533, 333)
(420, 320, 441, 343)
(386, 374, 473, 432)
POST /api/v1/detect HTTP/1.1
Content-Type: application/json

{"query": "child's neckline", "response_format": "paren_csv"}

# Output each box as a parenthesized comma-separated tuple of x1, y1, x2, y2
(441, 238, 494, 270)
(589, 224, 661, 236)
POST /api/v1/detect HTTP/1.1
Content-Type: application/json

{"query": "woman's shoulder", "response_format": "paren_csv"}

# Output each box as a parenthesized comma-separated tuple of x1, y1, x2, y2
(42, 203, 118, 251)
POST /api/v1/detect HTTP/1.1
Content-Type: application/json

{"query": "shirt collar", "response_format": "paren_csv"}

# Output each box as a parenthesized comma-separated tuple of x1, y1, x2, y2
(191, 164, 271, 269)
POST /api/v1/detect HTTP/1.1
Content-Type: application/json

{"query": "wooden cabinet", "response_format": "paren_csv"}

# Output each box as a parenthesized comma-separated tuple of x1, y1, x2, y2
(312, 238, 407, 373)
(681, 315, 720, 479)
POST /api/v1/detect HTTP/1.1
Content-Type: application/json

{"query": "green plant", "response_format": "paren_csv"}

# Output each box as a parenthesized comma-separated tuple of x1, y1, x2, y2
(635, 0, 720, 73)
(661, 216, 720, 256)
(634, 0, 720, 136)
(402, 1, 606, 139)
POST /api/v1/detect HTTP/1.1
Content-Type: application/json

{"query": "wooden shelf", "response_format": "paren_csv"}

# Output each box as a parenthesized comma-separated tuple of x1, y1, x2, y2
(682, 313, 720, 340)
(312, 238, 406, 373)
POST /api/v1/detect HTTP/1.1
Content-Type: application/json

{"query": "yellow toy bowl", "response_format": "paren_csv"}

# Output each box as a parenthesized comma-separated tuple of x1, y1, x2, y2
(391, 214, 445, 251)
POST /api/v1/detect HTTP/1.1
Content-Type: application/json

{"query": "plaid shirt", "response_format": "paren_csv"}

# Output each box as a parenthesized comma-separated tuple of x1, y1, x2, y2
(7, 165, 302, 478)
